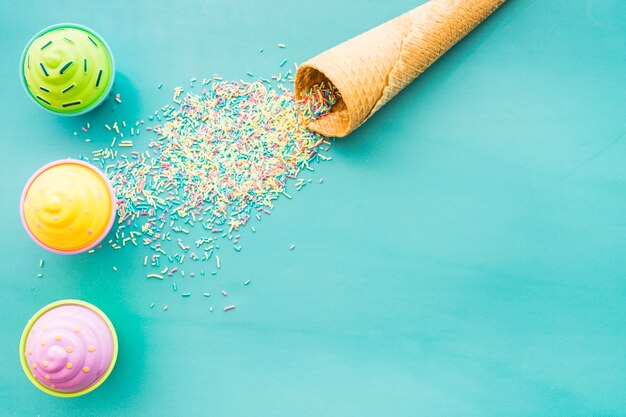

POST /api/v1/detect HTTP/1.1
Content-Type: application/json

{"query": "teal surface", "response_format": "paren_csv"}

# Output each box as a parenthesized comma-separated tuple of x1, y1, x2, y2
(1, 1, 626, 416)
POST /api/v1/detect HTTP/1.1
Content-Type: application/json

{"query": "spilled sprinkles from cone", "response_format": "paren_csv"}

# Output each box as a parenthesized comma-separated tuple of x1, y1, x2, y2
(100, 80, 332, 263)
(75, 68, 339, 306)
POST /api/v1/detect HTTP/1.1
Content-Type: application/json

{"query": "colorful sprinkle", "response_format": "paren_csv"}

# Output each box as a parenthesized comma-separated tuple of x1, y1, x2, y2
(59, 61, 73, 74)
(146, 274, 164, 280)
(39, 62, 49, 76)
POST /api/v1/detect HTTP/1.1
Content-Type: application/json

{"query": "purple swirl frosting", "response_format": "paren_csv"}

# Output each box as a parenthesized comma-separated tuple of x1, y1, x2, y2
(23, 302, 116, 394)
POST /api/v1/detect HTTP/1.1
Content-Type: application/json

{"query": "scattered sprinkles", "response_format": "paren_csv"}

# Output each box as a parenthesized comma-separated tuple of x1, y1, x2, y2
(73, 66, 340, 311)
(96, 79, 333, 276)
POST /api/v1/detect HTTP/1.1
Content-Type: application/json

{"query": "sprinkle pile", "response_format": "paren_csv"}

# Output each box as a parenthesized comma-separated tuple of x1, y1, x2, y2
(85, 78, 338, 277)
(296, 82, 341, 124)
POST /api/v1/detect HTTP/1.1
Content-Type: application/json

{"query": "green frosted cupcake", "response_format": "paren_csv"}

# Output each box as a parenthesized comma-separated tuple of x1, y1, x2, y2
(20, 23, 115, 115)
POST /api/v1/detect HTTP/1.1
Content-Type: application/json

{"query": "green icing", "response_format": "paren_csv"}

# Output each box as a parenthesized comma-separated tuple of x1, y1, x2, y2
(22, 25, 114, 114)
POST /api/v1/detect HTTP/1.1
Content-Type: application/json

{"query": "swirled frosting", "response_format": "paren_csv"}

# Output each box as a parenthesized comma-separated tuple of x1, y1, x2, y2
(21, 160, 116, 253)
(21, 25, 113, 114)
(23, 302, 117, 394)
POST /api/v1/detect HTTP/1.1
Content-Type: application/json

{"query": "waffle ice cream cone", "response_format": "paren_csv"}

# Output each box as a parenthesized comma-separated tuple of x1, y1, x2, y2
(295, 0, 506, 137)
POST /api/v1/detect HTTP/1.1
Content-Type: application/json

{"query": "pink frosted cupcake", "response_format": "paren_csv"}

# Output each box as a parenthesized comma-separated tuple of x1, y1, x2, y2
(19, 300, 118, 397)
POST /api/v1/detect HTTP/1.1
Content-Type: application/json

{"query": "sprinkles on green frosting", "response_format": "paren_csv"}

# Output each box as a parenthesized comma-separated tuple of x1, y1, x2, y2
(22, 25, 114, 114)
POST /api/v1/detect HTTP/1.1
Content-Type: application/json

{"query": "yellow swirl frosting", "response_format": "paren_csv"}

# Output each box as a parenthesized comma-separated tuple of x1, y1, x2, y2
(21, 160, 116, 253)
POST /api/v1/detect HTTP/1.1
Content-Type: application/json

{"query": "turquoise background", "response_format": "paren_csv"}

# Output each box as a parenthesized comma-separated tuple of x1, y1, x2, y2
(1, 0, 626, 415)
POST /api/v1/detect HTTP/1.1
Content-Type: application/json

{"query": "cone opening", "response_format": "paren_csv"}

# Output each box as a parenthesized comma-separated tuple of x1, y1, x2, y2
(295, 65, 351, 137)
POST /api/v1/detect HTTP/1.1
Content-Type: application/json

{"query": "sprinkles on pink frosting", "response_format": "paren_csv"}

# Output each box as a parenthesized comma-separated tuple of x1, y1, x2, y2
(23, 303, 116, 393)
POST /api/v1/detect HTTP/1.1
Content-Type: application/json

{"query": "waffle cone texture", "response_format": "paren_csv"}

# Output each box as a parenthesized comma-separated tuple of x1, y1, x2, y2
(295, 0, 506, 137)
